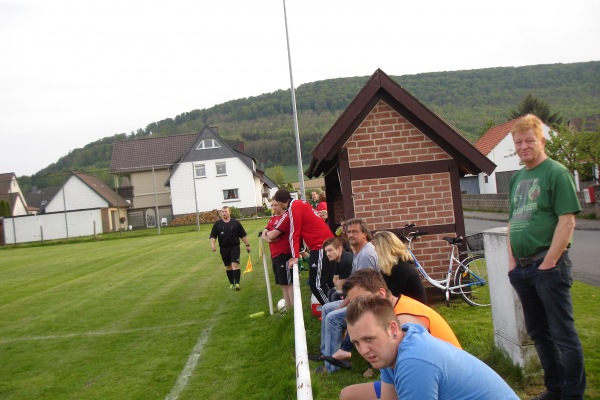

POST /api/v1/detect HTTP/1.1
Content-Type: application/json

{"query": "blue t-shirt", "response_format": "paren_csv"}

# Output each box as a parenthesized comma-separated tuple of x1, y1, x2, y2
(380, 323, 518, 400)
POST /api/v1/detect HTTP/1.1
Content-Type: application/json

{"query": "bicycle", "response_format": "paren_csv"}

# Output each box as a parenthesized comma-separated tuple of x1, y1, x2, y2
(400, 224, 490, 307)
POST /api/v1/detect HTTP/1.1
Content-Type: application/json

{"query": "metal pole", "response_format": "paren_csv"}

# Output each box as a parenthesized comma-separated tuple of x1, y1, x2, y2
(191, 164, 200, 231)
(62, 180, 69, 238)
(8, 177, 17, 243)
(260, 239, 274, 315)
(152, 166, 161, 234)
(113, 174, 122, 237)
(282, 0, 306, 200)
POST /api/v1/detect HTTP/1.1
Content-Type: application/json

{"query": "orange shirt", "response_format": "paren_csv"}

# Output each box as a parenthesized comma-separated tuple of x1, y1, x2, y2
(394, 295, 461, 349)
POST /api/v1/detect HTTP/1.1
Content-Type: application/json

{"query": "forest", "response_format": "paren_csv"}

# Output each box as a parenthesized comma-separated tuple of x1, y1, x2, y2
(23, 61, 600, 189)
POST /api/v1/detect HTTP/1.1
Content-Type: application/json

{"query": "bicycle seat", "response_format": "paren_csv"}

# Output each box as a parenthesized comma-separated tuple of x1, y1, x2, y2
(443, 236, 463, 245)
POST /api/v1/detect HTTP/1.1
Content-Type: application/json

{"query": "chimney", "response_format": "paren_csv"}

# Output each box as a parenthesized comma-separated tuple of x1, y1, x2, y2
(209, 125, 218, 134)
(237, 141, 245, 153)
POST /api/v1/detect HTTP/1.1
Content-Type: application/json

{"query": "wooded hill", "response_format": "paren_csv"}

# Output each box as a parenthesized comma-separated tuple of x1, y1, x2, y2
(30, 61, 600, 184)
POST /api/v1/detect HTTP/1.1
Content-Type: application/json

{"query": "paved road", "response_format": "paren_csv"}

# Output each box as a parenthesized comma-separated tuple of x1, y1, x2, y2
(465, 217, 600, 287)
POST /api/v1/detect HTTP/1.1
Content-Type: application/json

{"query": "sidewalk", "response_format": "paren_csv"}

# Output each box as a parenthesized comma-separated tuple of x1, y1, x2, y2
(463, 211, 600, 231)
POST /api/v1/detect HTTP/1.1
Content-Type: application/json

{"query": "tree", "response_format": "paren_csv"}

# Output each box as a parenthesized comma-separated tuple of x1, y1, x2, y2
(509, 93, 563, 128)
(266, 165, 286, 187)
(479, 119, 497, 136)
(574, 125, 600, 183)
(0, 199, 10, 217)
(545, 125, 597, 182)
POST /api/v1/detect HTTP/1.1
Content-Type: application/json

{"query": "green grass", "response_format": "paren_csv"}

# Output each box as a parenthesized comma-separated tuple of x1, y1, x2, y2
(1, 219, 598, 399)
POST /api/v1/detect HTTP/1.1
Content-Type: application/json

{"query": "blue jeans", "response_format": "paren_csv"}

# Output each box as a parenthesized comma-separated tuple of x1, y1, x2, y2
(508, 252, 586, 399)
(319, 300, 346, 373)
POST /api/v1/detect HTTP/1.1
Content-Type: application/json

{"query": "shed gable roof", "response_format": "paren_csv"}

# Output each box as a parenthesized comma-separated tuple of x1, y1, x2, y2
(306, 69, 496, 178)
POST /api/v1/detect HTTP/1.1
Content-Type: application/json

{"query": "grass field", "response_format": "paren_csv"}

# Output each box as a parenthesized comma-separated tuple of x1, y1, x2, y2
(1, 218, 598, 399)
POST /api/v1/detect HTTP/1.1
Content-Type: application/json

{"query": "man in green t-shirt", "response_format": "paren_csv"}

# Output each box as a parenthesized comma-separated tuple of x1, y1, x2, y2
(507, 114, 585, 400)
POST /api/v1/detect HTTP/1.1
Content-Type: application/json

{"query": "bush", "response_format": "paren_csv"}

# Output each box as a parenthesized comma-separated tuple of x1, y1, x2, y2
(257, 204, 271, 217)
(228, 206, 242, 219)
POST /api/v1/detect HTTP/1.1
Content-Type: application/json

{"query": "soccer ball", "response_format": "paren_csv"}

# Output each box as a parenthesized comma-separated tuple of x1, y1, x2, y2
(277, 298, 286, 313)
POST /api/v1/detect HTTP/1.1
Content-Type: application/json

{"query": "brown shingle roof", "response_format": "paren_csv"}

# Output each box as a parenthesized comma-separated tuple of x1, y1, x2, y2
(474, 116, 523, 156)
(74, 173, 129, 208)
(110, 134, 199, 173)
(0, 172, 16, 194)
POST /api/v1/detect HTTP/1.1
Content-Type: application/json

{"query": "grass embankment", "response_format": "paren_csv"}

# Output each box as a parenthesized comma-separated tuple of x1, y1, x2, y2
(1, 218, 597, 399)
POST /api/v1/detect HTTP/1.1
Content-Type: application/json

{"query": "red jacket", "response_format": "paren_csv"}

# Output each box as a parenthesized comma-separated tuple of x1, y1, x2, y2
(275, 199, 333, 257)
(265, 213, 291, 258)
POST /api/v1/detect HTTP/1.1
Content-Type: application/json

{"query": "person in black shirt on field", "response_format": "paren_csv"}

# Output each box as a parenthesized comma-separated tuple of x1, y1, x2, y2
(210, 206, 250, 291)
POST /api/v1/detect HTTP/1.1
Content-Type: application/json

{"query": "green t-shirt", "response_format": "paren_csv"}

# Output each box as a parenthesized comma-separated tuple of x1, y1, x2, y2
(509, 158, 581, 258)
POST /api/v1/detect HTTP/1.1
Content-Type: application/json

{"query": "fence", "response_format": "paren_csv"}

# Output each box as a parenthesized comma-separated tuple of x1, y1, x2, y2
(462, 188, 600, 216)
(292, 263, 313, 399)
(1, 171, 133, 244)
(3, 209, 104, 244)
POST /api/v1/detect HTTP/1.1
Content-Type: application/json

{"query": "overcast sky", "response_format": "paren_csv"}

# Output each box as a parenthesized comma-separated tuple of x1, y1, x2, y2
(2, 0, 599, 177)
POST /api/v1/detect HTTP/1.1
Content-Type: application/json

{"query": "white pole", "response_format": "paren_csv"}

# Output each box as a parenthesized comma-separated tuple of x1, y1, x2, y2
(152, 166, 161, 234)
(260, 239, 275, 315)
(282, 0, 306, 200)
(292, 263, 313, 400)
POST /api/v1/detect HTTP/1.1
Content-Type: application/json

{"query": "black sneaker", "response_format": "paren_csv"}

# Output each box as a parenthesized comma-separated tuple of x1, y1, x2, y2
(530, 390, 561, 400)
(308, 353, 324, 362)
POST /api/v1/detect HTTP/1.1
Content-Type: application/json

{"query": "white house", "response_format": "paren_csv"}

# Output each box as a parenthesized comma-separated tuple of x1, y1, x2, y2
(462, 115, 553, 194)
(0, 172, 29, 216)
(168, 126, 275, 216)
(44, 172, 130, 232)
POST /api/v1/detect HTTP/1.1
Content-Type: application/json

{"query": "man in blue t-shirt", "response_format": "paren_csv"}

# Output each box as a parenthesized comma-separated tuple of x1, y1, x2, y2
(346, 295, 518, 400)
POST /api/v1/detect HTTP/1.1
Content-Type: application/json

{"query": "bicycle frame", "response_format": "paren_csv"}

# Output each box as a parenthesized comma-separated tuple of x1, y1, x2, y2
(404, 232, 486, 303)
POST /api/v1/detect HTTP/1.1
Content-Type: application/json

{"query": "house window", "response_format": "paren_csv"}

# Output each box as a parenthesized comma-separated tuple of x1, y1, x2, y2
(216, 161, 227, 176)
(223, 189, 239, 200)
(196, 139, 221, 150)
(194, 163, 206, 178)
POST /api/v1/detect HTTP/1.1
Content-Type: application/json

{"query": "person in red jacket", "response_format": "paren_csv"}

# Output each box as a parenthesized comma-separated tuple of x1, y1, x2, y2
(316, 191, 328, 221)
(270, 189, 335, 305)
(261, 200, 293, 310)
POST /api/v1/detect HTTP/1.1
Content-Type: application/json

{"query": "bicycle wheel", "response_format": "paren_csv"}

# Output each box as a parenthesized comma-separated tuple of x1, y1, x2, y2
(454, 255, 490, 306)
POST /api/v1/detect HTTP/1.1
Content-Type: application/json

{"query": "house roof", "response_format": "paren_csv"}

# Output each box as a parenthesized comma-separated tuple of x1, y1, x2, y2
(474, 116, 523, 156)
(177, 126, 256, 169)
(568, 113, 600, 132)
(110, 133, 199, 173)
(25, 186, 61, 212)
(306, 69, 496, 178)
(72, 173, 129, 208)
(0, 172, 16, 194)
(256, 169, 278, 189)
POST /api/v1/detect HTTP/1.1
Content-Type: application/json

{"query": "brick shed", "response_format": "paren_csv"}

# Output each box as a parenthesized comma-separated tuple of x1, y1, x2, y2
(306, 69, 496, 283)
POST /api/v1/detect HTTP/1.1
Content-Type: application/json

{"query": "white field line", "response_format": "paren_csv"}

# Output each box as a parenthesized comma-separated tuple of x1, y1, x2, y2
(0, 321, 200, 344)
(165, 317, 217, 400)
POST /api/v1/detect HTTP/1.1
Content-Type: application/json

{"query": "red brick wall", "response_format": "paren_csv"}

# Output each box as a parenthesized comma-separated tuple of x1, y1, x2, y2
(346, 102, 452, 168)
(346, 100, 456, 278)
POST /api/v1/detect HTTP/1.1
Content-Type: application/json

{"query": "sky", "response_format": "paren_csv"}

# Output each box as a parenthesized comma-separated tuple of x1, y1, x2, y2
(1, 0, 599, 177)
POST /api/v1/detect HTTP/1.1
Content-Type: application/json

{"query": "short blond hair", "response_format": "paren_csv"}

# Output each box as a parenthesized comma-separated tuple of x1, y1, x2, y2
(511, 114, 544, 140)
